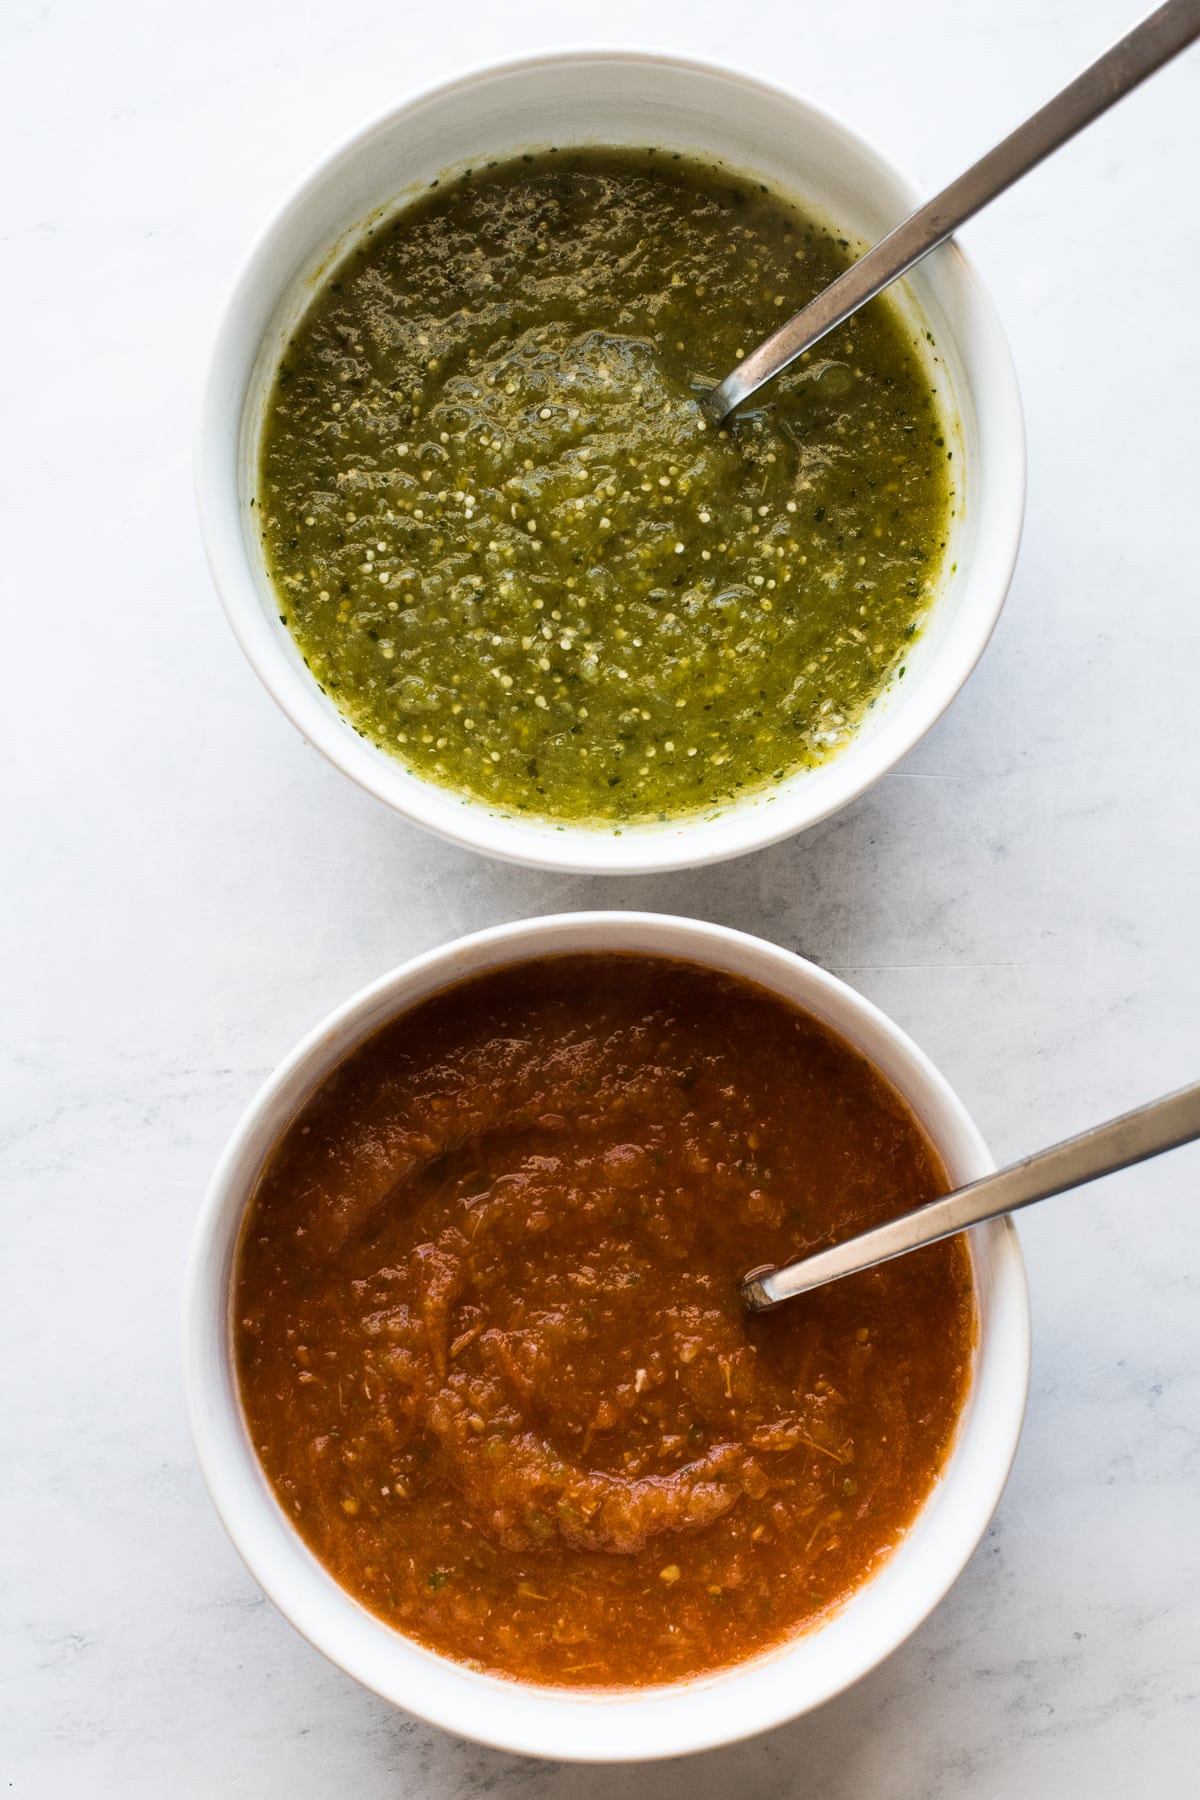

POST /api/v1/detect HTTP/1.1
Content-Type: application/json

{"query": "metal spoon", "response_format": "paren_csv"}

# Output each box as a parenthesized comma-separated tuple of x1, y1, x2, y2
(702, 0, 1200, 427)
(741, 1078, 1200, 1312)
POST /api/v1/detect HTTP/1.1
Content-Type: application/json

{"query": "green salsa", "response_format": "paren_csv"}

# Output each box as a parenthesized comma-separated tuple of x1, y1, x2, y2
(258, 148, 955, 824)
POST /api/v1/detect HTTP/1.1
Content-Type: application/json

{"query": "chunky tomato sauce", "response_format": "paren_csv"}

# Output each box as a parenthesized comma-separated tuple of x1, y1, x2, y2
(235, 955, 975, 1687)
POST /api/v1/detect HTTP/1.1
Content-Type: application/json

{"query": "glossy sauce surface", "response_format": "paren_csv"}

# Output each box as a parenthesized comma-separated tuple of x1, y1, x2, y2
(235, 955, 975, 1686)
(258, 149, 954, 823)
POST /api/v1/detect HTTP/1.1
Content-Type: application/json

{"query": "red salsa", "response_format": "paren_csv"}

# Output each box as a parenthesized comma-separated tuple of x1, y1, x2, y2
(235, 954, 975, 1686)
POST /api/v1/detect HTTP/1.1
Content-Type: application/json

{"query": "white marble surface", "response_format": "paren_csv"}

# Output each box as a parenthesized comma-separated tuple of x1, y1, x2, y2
(4, 0, 1199, 1791)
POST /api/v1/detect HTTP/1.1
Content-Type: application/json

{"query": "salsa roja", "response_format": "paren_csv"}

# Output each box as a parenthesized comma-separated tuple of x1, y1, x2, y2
(234, 954, 975, 1686)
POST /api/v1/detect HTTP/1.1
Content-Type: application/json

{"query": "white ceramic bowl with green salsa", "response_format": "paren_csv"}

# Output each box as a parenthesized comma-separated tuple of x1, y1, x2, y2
(197, 51, 1024, 873)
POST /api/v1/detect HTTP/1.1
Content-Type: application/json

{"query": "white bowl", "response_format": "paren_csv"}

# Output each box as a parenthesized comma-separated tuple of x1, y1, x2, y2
(196, 50, 1025, 876)
(183, 912, 1030, 1760)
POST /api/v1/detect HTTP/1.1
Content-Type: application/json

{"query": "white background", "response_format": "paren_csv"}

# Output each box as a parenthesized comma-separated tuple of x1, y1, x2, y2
(4, 0, 1198, 1793)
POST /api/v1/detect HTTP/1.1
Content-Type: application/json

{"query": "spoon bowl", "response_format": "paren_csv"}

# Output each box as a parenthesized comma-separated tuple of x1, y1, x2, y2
(744, 1079, 1200, 1311)
(704, 0, 1200, 424)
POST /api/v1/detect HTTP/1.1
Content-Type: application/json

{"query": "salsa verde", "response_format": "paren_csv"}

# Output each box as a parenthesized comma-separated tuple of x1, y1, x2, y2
(258, 149, 955, 823)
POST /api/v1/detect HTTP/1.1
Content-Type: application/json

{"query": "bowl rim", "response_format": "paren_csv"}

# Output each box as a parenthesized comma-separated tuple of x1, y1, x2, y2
(195, 45, 1026, 876)
(182, 910, 1031, 1760)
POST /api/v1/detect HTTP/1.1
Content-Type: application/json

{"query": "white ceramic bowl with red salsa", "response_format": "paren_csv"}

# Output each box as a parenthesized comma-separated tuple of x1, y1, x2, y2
(183, 911, 1030, 1760)
(196, 49, 1025, 875)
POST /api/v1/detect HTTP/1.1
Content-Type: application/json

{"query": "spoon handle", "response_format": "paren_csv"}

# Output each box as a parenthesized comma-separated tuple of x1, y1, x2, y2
(705, 0, 1200, 424)
(741, 1078, 1200, 1312)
